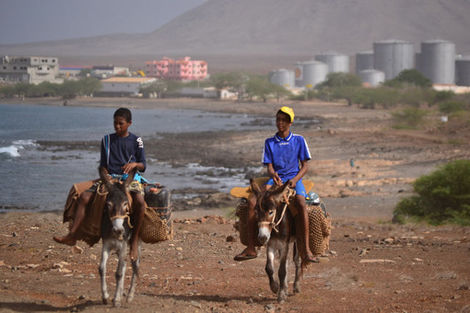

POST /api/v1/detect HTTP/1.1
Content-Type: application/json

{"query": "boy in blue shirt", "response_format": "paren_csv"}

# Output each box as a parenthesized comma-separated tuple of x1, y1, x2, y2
(54, 107, 146, 261)
(235, 106, 317, 264)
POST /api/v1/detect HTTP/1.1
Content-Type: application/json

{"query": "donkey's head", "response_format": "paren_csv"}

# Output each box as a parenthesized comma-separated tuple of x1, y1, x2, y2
(99, 167, 136, 240)
(250, 179, 292, 244)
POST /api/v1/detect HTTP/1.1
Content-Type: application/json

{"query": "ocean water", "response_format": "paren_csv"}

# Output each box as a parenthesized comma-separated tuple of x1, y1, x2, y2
(0, 103, 269, 211)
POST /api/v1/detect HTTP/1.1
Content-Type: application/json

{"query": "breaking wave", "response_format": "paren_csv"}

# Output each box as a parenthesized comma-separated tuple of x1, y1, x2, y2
(0, 139, 38, 158)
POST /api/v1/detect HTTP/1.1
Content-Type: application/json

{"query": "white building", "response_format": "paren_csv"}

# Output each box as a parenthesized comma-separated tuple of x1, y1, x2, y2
(91, 65, 130, 79)
(0, 56, 60, 84)
(98, 77, 157, 97)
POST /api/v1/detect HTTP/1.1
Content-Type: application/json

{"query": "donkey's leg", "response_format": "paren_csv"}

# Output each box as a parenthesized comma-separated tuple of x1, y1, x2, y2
(265, 243, 279, 294)
(293, 241, 303, 294)
(99, 243, 110, 304)
(113, 244, 127, 307)
(277, 242, 290, 303)
(127, 242, 140, 303)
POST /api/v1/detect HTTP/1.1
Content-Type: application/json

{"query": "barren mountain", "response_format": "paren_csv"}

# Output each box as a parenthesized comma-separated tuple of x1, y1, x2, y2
(1, 0, 470, 70)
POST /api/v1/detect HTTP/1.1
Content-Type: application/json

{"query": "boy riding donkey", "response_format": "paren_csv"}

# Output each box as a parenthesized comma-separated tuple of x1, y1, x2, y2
(234, 106, 318, 265)
(54, 107, 146, 261)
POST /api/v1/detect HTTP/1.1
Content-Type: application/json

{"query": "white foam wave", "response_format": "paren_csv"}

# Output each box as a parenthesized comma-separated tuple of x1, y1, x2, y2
(12, 139, 38, 147)
(0, 146, 21, 157)
(0, 139, 38, 158)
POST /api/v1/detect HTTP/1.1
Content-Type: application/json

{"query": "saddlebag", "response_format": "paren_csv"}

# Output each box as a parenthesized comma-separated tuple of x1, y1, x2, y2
(63, 180, 108, 247)
(139, 185, 173, 243)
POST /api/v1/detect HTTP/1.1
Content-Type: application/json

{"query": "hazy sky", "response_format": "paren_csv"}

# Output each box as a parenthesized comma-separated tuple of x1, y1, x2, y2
(0, 0, 206, 44)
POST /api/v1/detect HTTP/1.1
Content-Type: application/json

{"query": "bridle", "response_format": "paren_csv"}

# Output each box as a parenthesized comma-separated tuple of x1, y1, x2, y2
(110, 212, 133, 229)
(258, 188, 295, 233)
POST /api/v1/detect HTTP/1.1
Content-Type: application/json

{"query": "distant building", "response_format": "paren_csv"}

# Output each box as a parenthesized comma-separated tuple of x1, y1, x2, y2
(97, 77, 156, 97)
(177, 87, 237, 99)
(145, 57, 208, 81)
(91, 65, 130, 79)
(59, 66, 92, 79)
(0, 56, 60, 84)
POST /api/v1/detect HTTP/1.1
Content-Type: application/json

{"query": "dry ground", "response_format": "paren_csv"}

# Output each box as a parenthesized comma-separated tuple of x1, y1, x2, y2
(1, 98, 470, 312)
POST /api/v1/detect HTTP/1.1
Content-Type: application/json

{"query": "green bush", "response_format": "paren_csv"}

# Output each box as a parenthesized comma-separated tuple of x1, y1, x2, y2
(384, 69, 432, 88)
(391, 107, 428, 129)
(439, 101, 465, 113)
(393, 160, 470, 225)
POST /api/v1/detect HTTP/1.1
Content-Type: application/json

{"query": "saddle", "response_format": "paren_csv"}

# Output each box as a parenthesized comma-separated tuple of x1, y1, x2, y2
(62, 180, 173, 247)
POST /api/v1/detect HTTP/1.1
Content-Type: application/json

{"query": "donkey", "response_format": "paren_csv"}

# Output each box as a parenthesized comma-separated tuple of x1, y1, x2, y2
(98, 167, 140, 307)
(250, 179, 303, 303)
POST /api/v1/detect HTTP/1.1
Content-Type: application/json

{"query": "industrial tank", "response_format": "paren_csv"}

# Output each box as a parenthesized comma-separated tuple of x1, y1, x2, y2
(373, 40, 415, 80)
(315, 52, 349, 73)
(355, 51, 374, 75)
(359, 69, 385, 87)
(295, 61, 328, 88)
(420, 40, 455, 84)
(456, 56, 470, 86)
(269, 69, 295, 88)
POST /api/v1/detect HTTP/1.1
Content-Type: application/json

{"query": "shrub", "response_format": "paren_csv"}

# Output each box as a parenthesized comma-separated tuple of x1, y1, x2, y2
(393, 160, 470, 225)
(384, 69, 432, 88)
(391, 107, 428, 129)
(439, 101, 465, 114)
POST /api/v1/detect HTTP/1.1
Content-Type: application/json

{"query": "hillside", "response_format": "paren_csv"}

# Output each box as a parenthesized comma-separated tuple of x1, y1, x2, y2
(1, 0, 470, 71)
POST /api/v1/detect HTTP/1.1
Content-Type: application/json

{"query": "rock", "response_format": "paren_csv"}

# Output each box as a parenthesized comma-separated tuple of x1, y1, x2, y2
(384, 238, 394, 244)
(226, 235, 235, 242)
(358, 249, 369, 257)
(359, 259, 396, 264)
(458, 283, 469, 290)
(264, 304, 275, 313)
(72, 246, 83, 254)
(190, 301, 202, 309)
(434, 272, 457, 280)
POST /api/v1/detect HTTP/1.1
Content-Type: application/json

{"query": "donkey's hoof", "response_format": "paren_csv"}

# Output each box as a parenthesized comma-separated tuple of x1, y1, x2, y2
(102, 298, 108, 305)
(127, 294, 134, 303)
(293, 285, 301, 294)
(113, 299, 121, 308)
(270, 281, 279, 294)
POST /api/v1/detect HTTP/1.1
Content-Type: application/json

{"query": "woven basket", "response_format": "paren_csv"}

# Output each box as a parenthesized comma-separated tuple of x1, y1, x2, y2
(139, 206, 173, 243)
(307, 202, 331, 256)
(235, 199, 262, 247)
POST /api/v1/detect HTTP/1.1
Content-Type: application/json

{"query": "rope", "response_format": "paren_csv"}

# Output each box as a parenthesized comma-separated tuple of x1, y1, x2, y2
(110, 214, 134, 229)
(271, 189, 295, 233)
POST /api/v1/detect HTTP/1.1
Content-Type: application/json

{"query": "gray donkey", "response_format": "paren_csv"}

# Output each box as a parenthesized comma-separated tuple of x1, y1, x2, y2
(98, 167, 140, 307)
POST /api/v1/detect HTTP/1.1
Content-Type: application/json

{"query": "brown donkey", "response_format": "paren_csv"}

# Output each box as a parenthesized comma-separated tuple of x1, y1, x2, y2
(250, 179, 303, 303)
(98, 167, 140, 307)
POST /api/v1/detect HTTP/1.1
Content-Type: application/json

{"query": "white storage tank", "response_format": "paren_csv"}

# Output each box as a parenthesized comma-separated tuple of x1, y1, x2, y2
(295, 61, 328, 88)
(420, 40, 455, 84)
(315, 52, 349, 73)
(373, 39, 415, 80)
(356, 50, 374, 75)
(269, 69, 295, 88)
(456, 56, 470, 86)
(359, 69, 385, 87)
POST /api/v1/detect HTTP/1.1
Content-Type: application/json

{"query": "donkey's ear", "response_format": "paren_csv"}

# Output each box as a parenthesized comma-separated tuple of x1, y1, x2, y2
(124, 168, 137, 188)
(99, 167, 113, 189)
(250, 178, 262, 197)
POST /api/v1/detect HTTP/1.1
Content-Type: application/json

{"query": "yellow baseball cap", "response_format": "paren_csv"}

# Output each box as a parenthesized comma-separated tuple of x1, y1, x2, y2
(279, 106, 295, 123)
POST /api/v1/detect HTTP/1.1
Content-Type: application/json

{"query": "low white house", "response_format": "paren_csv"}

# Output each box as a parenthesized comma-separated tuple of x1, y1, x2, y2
(98, 77, 156, 97)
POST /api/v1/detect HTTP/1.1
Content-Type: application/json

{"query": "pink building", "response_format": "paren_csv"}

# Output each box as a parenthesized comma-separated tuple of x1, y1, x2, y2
(145, 56, 208, 81)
